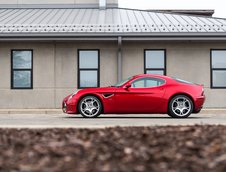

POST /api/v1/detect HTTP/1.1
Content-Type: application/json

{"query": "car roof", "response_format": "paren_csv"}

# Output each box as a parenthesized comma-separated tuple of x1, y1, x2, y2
(133, 74, 171, 80)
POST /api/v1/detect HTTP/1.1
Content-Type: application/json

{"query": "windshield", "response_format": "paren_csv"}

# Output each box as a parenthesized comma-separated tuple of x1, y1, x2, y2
(113, 76, 133, 87)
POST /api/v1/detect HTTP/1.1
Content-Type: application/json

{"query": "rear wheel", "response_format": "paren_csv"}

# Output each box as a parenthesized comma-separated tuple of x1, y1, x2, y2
(78, 96, 102, 118)
(168, 95, 193, 118)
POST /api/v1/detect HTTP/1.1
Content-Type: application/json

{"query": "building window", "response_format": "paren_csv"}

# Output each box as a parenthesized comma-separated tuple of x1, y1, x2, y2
(211, 50, 226, 88)
(144, 49, 166, 75)
(78, 50, 100, 88)
(11, 50, 33, 89)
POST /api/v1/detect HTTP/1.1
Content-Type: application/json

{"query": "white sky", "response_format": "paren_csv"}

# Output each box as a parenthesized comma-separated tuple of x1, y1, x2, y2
(119, 0, 226, 18)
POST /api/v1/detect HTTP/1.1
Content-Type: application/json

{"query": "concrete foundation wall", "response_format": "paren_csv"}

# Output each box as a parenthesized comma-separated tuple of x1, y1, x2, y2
(122, 41, 226, 108)
(0, 41, 118, 109)
(0, 41, 225, 108)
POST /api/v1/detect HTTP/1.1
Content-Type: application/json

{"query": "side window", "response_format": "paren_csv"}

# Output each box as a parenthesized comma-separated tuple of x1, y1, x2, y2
(11, 50, 33, 89)
(131, 77, 165, 88)
(144, 50, 166, 75)
(78, 50, 100, 88)
(211, 50, 226, 88)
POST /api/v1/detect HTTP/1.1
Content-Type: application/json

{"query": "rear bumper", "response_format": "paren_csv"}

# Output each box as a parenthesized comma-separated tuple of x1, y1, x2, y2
(194, 96, 205, 113)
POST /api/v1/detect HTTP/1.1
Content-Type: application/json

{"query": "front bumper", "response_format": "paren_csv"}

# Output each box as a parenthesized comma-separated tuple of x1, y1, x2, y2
(62, 102, 67, 113)
(62, 97, 78, 114)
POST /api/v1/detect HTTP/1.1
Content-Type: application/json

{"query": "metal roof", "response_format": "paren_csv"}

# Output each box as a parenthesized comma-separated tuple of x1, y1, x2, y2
(0, 8, 225, 39)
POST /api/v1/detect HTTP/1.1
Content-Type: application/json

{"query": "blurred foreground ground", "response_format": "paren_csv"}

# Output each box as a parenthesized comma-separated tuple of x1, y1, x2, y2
(1, 125, 226, 172)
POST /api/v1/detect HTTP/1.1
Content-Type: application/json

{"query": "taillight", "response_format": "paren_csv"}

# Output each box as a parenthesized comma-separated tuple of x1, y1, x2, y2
(201, 91, 204, 96)
(201, 87, 204, 96)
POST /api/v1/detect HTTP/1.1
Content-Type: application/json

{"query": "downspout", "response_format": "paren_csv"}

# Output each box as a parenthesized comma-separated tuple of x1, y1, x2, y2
(117, 36, 122, 82)
(54, 42, 57, 108)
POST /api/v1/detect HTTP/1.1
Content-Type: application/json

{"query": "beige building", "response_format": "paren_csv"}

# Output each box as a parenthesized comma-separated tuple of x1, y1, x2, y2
(0, 0, 226, 109)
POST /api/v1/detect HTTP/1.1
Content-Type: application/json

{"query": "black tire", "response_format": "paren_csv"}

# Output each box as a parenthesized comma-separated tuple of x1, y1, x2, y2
(168, 95, 193, 118)
(78, 96, 102, 118)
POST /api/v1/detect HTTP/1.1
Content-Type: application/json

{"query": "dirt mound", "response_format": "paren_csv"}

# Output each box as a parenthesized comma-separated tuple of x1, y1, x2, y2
(0, 125, 226, 172)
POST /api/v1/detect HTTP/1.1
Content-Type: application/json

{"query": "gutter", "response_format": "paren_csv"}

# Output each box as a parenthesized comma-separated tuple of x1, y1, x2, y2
(0, 32, 226, 41)
(0, 32, 226, 37)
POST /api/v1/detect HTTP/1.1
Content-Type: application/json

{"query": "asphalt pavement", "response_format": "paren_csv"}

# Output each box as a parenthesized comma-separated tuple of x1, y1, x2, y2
(1, 112, 226, 128)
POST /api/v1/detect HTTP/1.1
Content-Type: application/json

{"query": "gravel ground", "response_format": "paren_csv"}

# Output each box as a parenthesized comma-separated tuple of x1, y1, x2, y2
(1, 125, 226, 172)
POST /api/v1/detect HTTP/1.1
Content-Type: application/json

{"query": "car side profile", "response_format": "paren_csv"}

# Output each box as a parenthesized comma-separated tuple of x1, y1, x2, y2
(62, 74, 205, 118)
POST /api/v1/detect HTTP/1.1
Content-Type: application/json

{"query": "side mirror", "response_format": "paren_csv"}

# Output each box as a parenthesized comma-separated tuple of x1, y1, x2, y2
(124, 83, 131, 90)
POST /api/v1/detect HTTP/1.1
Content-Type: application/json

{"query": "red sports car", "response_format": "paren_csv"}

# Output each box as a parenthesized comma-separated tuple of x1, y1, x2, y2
(62, 74, 205, 118)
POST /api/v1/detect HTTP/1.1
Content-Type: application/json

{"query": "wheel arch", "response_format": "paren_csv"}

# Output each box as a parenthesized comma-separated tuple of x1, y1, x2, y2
(167, 93, 195, 113)
(77, 93, 104, 113)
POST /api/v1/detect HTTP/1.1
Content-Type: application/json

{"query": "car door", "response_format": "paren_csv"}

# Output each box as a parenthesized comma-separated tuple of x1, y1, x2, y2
(115, 77, 166, 113)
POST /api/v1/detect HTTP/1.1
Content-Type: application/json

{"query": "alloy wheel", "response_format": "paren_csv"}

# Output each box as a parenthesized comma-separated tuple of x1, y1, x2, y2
(172, 97, 191, 116)
(79, 96, 102, 117)
(169, 95, 193, 118)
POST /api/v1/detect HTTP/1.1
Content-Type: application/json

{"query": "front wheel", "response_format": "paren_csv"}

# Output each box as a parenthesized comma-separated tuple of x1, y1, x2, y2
(168, 95, 193, 118)
(78, 96, 102, 118)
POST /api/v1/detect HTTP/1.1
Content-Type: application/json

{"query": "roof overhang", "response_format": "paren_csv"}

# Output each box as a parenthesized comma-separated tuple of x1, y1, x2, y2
(0, 32, 226, 41)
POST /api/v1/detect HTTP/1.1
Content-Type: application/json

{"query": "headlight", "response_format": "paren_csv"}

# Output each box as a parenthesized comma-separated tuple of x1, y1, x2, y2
(68, 91, 78, 101)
